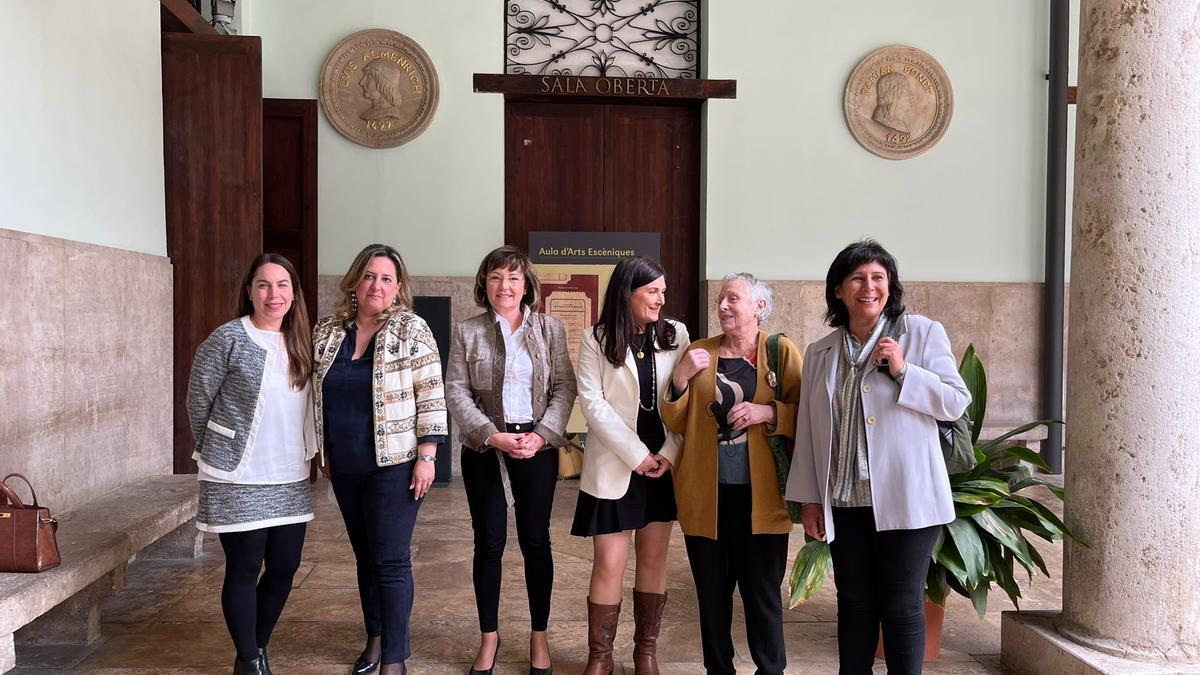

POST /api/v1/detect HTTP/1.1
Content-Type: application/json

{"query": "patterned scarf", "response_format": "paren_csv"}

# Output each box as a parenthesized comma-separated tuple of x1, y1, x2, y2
(831, 316, 891, 504)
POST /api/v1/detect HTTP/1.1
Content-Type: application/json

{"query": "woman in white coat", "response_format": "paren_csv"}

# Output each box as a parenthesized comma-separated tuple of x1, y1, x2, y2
(785, 240, 970, 675)
(571, 256, 690, 675)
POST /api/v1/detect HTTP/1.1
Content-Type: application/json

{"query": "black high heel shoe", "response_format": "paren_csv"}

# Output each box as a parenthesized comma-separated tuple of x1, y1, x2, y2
(352, 635, 382, 675)
(529, 665, 553, 675)
(468, 637, 500, 675)
(352, 653, 380, 674)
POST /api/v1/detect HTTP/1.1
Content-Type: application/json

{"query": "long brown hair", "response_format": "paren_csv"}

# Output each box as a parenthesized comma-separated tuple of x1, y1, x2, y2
(332, 244, 414, 323)
(592, 256, 678, 367)
(237, 254, 313, 390)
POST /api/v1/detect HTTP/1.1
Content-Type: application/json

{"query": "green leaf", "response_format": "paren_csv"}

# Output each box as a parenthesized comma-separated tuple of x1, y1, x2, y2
(958, 344, 987, 445)
(953, 490, 1002, 506)
(971, 509, 1032, 565)
(930, 526, 945, 560)
(953, 501, 993, 517)
(788, 539, 833, 608)
(990, 444, 1053, 472)
(957, 477, 1011, 494)
(925, 564, 948, 606)
(1026, 539, 1051, 577)
(968, 579, 991, 619)
(945, 518, 987, 584)
(978, 420, 1062, 454)
(991, 546, 1023, 610)
(934, 540, 970, 586)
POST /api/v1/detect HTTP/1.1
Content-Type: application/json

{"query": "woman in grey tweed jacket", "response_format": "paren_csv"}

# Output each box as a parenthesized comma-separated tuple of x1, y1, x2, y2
(445, 246, 576, 675)
(186, 253, 317, 675)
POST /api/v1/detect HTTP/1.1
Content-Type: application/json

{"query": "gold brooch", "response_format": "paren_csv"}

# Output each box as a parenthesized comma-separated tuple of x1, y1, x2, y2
(766, 371, 778, 388)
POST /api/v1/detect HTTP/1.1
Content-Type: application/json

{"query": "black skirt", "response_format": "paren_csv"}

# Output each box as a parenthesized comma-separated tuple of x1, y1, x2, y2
(572, 337, 676, 536)
(571, 470, 677, 536)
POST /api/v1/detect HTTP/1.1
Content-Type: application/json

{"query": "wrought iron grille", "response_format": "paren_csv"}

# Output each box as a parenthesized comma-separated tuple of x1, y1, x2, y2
(505, 0, 700, 79)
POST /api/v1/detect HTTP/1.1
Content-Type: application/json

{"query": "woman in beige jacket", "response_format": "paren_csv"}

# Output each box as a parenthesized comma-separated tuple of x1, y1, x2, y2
(445, 246, 576, 675)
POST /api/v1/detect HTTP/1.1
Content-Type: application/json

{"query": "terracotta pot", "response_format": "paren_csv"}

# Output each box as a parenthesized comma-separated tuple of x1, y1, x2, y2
(874, 597, 946, 662)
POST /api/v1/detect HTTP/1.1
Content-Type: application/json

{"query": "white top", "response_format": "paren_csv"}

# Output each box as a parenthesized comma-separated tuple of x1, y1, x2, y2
(496, 308, 535, 423)
(198, 317, 311, 485)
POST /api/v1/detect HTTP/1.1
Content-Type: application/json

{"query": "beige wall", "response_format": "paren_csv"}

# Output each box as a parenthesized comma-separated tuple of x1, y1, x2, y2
(0, 1, 166, 256)
(246, 2, 1059, 283)
(0, 229, 173, 513)
(247, 0, 505, 279)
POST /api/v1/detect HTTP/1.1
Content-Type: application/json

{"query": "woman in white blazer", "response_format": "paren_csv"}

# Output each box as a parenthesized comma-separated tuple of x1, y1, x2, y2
(571, 256, 690, 675)
(785, 240, 970, 675)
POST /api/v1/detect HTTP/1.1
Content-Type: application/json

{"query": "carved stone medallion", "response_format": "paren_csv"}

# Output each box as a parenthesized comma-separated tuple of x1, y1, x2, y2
(844, 45, 953, 160)
(319, 29, 440, 149)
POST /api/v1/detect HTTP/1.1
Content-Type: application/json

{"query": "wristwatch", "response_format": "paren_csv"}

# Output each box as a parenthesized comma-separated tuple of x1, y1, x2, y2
(418, 454, 436, 463)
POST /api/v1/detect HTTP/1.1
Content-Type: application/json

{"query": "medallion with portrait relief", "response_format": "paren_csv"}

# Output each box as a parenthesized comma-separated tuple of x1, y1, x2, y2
(319, 29, 440, 149)
(843, 45, 953, 160)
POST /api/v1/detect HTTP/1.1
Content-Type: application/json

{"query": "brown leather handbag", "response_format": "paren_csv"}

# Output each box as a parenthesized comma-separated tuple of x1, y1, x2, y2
(0, 473, 61, 573)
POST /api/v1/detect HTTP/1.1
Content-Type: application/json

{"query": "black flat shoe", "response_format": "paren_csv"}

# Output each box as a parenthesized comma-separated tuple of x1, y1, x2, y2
(468, 637, 500, 675)
(352, 654, 380, 675)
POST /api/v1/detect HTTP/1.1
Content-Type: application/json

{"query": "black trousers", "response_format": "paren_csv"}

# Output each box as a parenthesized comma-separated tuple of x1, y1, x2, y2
(217, 522, 307, 661)
(330, 461, 423, 664)
(460, 442, 558, 632)
(684, 484, 788, 675)
(829, 507, 940, 675)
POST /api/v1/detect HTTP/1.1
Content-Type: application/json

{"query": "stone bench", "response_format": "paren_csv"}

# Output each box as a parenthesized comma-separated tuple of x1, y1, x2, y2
(0, 475, 199, 673)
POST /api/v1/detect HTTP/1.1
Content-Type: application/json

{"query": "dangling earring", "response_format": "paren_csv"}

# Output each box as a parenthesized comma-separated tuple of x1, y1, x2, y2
(348, 292, 358, 315)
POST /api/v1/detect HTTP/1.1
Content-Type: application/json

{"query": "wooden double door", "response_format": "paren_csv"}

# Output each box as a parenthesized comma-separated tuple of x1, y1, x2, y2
(505, 101, 703, 336)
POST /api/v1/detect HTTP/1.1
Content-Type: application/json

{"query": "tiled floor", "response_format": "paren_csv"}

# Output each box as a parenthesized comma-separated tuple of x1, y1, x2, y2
(14, 480, 1065, 674)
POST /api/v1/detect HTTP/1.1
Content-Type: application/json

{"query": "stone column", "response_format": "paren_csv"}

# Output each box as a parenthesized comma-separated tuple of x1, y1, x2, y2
(1002, 1, 1200, 672)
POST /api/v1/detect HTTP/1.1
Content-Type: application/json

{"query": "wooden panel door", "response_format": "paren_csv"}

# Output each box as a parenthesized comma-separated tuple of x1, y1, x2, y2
(263, 98, 318, 321)
(604, 104, 701, 333)
(505, 101, 703, 335)
(162, 33, 264, 473)
(506, 103, 607, 240)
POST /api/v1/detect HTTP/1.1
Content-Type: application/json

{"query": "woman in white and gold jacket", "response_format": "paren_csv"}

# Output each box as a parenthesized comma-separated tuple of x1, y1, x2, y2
(571, 256, 690, 675)
(312, 243, 447, 675)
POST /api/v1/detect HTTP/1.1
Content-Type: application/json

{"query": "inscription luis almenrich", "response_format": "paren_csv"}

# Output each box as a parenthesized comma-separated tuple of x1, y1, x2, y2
(844, 45, 953, 160)
(319, 29, 440, 149)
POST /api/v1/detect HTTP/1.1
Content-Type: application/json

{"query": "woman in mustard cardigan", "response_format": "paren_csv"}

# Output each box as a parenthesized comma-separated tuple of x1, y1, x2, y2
(661, 273, 802, 675)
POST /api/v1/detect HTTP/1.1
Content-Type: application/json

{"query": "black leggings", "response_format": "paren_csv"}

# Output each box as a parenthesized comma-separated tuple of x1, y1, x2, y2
(829, 507, 939, 675)
(217, 522, 307, 661)
(460, 445, 558, 632)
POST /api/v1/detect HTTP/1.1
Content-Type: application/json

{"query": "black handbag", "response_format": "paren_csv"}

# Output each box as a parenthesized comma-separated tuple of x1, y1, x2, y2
(884, 318, 976, 474)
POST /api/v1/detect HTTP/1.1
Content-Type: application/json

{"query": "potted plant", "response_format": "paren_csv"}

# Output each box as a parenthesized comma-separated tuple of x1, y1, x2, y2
(787, 344, 1084, 660)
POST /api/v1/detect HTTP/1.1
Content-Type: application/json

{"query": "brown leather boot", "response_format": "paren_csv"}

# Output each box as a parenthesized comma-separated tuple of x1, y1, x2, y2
(582, 597, 621, 675)
(632, 590, 667, 675)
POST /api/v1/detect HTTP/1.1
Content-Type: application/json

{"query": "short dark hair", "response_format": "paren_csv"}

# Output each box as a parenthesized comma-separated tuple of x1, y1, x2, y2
(593, 256, 678, 367)
(823, 239, 906, 327)
(473, 245, 541, 310)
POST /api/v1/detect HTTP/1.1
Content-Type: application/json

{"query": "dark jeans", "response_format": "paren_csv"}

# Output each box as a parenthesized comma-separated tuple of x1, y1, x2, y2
(683, 484, 788, 675)
(829, 507, 940, 675)
(330, 461, 423, 664)
(460, 443, 558, 632)
(218, 522, 307, 661)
